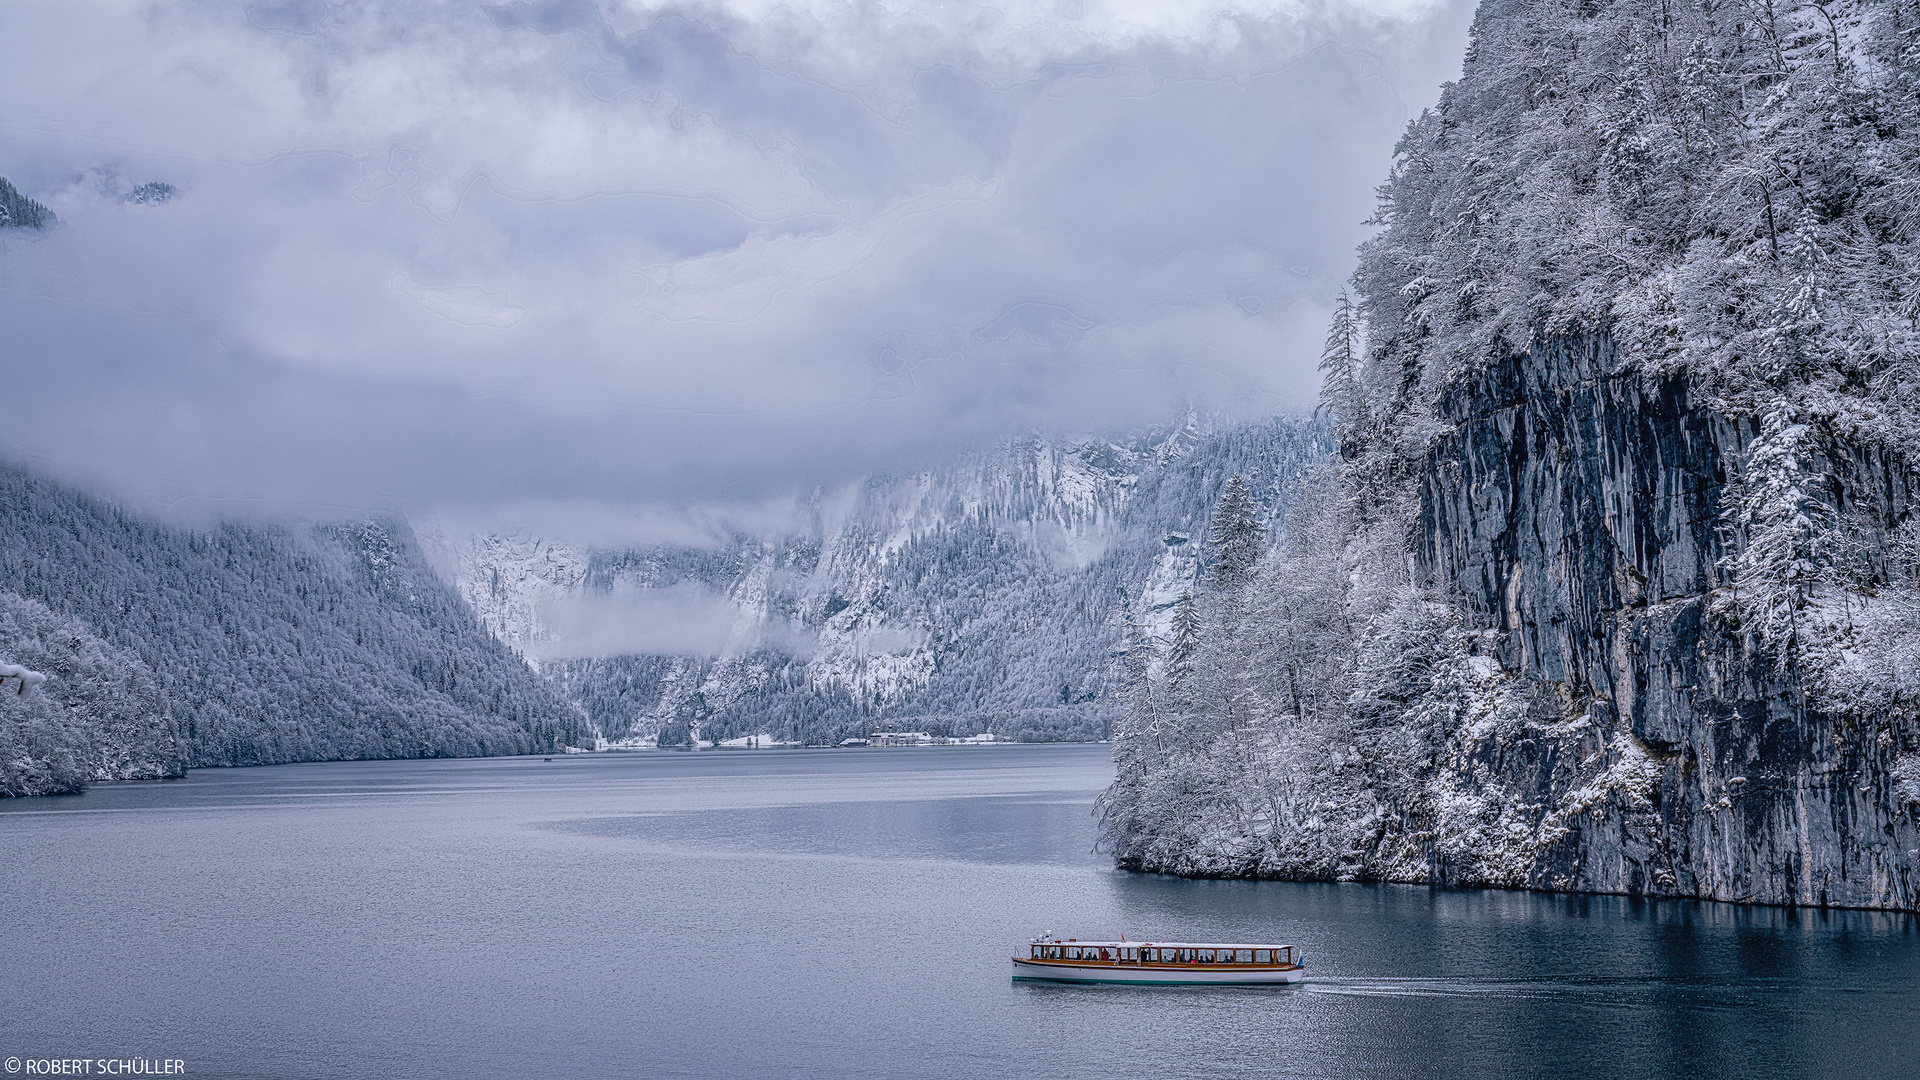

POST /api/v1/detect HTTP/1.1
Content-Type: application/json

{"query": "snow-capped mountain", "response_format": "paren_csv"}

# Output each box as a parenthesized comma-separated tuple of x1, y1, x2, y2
(423, 415, 1327, 745)
(417, 531, 589, 669)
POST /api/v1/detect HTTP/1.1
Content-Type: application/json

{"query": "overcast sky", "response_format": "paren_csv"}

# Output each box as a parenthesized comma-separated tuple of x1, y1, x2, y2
(0, 0, 1471, 538)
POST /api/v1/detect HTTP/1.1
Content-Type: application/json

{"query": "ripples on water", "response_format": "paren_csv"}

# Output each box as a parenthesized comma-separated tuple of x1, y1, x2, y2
(2, 746, 1915, 1080)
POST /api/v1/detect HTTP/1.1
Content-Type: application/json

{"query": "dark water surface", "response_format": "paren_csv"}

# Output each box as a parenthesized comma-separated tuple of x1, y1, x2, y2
(3, 745, 1917, 1079)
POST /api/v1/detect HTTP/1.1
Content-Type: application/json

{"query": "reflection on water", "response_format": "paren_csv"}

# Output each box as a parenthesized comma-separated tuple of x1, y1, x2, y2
(2, 745, 1915, 1080)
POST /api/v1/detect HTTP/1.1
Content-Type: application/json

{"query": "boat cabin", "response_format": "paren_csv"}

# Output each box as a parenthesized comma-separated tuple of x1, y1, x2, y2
(1024, 941, 1300, 967)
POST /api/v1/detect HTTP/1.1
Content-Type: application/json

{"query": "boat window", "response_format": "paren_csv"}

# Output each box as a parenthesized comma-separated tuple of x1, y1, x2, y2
(1254, 950, 1272, 964)
(1098, 948, 1114, 961)
(1065, 947, 1081, 960)
(1197, 949, 1214, 963)
(1236, 950, 1253, 963)
(1047, 946, 1062, 959)
(1180, 949, 1195, 963)
(1122, 949, 1136, 961)
(1031, 946, 1043, 958)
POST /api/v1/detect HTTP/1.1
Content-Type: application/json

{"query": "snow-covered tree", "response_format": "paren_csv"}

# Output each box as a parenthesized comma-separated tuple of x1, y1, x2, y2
(1103, 0, 1920, 894)
(0, 177, 53, 231)
(1164, 593, 1200, 690)
(1318, 291, 1368, 443)
(1725, 403, 1838, 656)
(0, 593, 181, 796)
(1208, 476, 1264, 592)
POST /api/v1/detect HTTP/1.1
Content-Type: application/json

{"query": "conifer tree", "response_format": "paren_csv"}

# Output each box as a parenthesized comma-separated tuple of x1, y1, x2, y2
(0, 178, 52, 231)
(1116, 626, 1162, 753)
(1165, 593, 1200, 689)
(1727, 403, 1836, 658)
(1208, 476, 1264, 591)
(1318, 291, 1362, 422)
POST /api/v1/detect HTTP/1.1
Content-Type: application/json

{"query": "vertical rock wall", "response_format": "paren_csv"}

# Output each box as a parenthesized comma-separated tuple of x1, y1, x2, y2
(1419, 333, 1919, 908)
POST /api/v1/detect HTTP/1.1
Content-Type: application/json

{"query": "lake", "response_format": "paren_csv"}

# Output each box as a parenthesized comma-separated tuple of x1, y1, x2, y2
(3, 744, 1916, 1079)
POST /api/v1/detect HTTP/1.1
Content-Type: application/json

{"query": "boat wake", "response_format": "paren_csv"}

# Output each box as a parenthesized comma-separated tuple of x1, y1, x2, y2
(1301, 975, 1800, 1008)
(1304, 977, 1563, 1000)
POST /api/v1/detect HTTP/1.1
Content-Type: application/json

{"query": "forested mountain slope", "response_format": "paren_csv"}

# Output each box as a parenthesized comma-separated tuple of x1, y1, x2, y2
(0, 464, 588, 768)
(1104, 0, 1920, 908)
(434, 418, 1329, 745)
(0, 592, 184, 796)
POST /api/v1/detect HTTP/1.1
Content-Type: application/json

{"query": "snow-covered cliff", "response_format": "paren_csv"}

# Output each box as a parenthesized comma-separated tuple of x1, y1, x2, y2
(1102, 0, 1920, 909)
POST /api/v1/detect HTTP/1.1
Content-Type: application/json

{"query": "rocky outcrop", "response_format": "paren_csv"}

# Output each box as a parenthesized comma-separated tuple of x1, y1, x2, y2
(1418, 332, 1919, 908)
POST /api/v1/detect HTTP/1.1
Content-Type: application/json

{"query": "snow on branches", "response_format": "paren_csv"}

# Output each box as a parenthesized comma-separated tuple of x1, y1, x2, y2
(0, 662, 47, 695)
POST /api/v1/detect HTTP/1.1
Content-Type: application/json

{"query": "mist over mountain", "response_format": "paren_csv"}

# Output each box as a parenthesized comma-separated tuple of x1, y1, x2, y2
(0, 414, 1327, 791)
(430, 416, 1330, 745)
(0, 463, 590, 773)
(0, 177, 53, 231)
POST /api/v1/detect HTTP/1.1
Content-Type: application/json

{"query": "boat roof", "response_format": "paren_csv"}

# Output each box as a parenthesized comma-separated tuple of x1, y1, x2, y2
(1035, 941, 1297, 950)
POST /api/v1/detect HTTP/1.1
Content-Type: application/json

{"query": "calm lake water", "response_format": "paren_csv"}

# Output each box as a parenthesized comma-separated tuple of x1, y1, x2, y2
(3, 744, 1917, 1079)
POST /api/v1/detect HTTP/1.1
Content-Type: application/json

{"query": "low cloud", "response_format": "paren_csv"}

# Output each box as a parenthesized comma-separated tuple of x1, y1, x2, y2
(420, 489, 858, 552)
(0, 0, 1475, 529)
(532, 582, 823, 659)
(533, 585, 744, 659)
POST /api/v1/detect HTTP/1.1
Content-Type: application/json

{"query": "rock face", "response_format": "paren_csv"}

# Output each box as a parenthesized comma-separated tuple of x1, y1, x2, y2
(1419, 332, 1918, 908)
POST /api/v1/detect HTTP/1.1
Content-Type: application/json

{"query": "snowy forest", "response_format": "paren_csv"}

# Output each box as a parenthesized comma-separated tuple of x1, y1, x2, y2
(1102, 0, 1920, 909)
(0, 417, 1325, 794)
(0, 593, 184, 797)
(0, 462, 588, 793)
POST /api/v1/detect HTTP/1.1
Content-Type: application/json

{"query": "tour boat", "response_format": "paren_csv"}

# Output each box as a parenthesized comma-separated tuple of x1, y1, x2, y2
(1011, 938, 1305, 986)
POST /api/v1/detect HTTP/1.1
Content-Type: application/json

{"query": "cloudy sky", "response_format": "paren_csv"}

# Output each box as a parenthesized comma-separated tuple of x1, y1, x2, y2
(0, 0, 1470, 536)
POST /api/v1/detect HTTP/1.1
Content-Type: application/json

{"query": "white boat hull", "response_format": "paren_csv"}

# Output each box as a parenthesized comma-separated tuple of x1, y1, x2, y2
(1010, 958, 1304, 986)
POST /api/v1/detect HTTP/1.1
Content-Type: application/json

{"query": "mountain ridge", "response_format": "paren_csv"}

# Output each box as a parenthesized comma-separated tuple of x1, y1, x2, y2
(0, 462, 590, 774)
(430, 416, 1330, 746)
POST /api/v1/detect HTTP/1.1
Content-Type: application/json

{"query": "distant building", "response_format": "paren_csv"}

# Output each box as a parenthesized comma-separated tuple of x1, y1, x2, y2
(868, 731, 934, 746)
